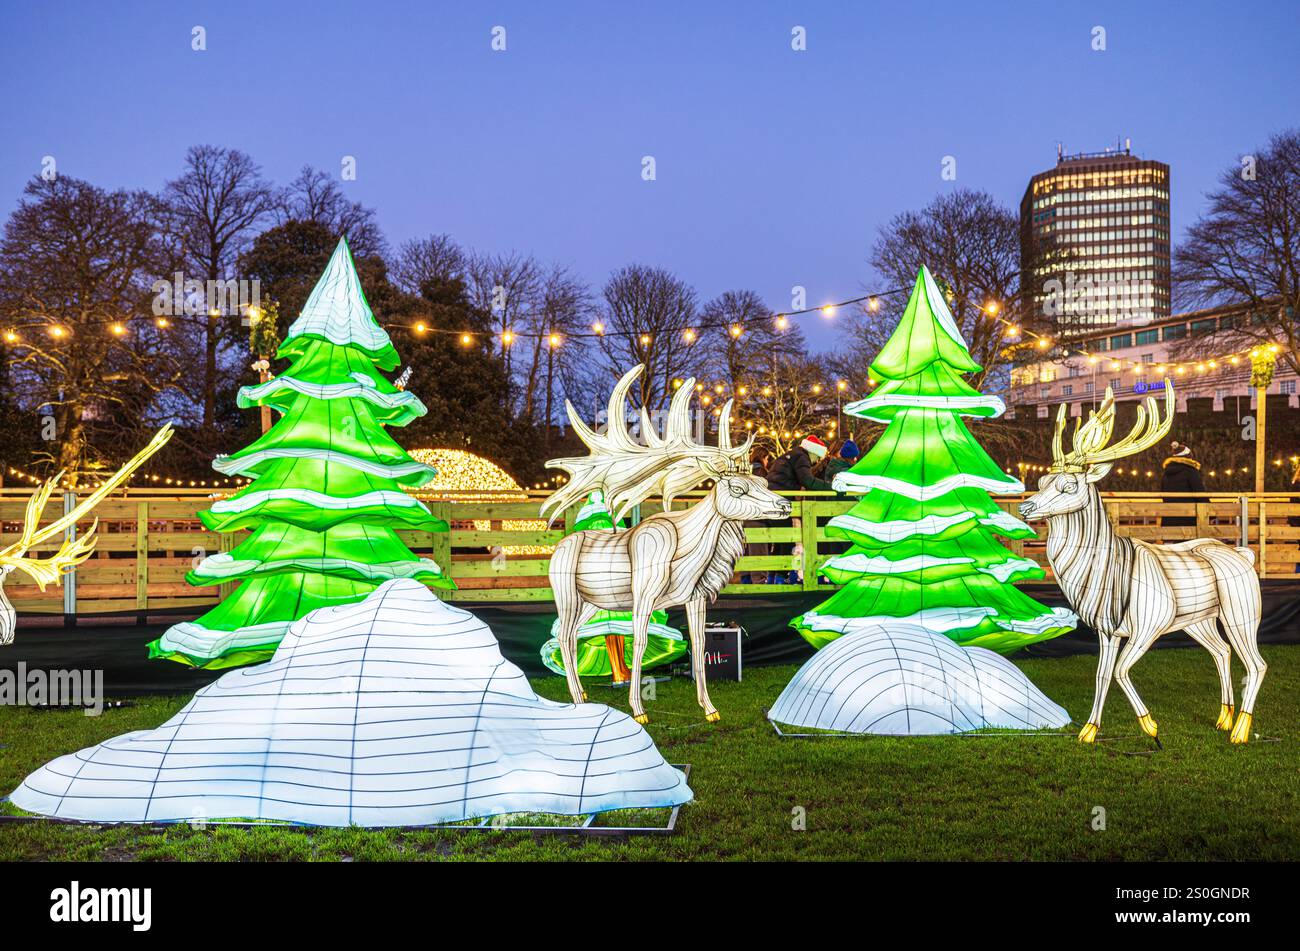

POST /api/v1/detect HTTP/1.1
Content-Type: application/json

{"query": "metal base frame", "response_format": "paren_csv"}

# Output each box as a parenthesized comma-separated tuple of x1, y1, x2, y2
(0, 765, 691, 837)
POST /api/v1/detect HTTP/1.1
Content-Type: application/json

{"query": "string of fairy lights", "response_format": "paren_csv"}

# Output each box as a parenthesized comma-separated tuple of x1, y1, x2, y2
(6, 277, 1294, 486)
(1014, 456, 1300, 484)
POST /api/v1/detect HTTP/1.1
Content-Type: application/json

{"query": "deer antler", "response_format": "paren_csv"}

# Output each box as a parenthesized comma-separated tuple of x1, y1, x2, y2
(541, 366, 752, 524)
(0, 424, 174, 588)
(1050, 385, 1173, 472)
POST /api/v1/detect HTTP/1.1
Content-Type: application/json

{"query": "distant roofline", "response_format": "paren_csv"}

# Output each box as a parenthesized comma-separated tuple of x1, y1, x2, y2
(1057, 298, 1281, 343)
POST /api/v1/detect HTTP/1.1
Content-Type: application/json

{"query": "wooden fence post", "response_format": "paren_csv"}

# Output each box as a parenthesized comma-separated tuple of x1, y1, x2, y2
(135, 500, 149, 624)
(800, 498, 820, 591)
(428, 501, 452, 577)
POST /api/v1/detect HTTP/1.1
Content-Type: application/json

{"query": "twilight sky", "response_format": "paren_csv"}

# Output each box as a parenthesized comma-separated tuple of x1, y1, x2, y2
(1, 0, 1296, 350)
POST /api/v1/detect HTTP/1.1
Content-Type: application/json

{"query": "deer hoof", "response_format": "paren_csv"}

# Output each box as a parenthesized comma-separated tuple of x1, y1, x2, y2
(1216, 704, 1235, 731)
(1077, 722, 1098, 744)
(1229, 712, 1253, 744)
(1137, 714, 1158, 738)
(633, 714, 649, 725)
(580, 691, 588, 702)
(705, 711, 721, 723)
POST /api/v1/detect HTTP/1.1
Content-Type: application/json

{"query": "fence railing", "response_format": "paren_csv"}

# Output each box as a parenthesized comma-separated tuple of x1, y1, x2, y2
(2, 487, 1297, 617)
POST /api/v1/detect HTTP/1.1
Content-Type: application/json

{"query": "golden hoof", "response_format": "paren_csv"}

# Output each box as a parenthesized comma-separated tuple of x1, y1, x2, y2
(633, 714, 649, 725)
(1216, 704, 1235, 731)
(581, 691, 588, 702)
(1229, 712, 1253, 744)
(1077, 722, 1099, 744)
(1137, 713, 1158, 738)
(705, 711, 721, 723)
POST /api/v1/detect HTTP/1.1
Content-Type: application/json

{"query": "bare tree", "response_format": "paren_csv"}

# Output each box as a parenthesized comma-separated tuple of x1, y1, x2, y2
(739, 353, 838, 456)
(391, 234, 466, 296)
(277, 165, 385, 257)
(0, 176, 180, 480)
(161, 146, 276, 428)
(863, 188, 1042, 393)
(1174, 129, 1300, 374)
(698, 289, 807, 392)
(465, 251, 543, 416)
(598, 265, 698, 413)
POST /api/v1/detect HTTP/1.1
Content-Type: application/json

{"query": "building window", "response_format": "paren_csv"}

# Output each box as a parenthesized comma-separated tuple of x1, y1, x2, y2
(1142, 353, 1154, 363)
(1191, 319, 1216, 336)
(1062, 385, 1073, 396)
(1110, 333, 1132, 350)
(1040, 386, 1050, 399)
(1085, 381, 1094, 394)
(1037, 405, 1049, 419)
(1283, 380, 1297, 395)
(1163, 323, 1187, 341)
(1136, 329, 1158, 345)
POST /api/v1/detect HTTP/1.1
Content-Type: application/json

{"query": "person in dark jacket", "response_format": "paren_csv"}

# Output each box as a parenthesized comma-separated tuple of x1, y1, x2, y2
(824, 438, 860, 490)
(1161, 441, 1206, 528)
(764, 436, 832, 583)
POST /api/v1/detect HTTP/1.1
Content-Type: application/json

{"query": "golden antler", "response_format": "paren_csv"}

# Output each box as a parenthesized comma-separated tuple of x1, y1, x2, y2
(0, 425, 174, 588)
(1050, 385, 1173, 472)
(541, 366, 752, 524)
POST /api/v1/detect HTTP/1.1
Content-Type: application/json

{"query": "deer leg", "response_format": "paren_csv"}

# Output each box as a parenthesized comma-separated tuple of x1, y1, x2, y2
(1079, 633, 1121, 743)
(1183, 619, 1234, 730)
(1113, 630, 1162, 742)
(550, 541, 587, 704)
(628, 605, 652, 724)
(686, 597, 719, 722)
(626, 525, 674, 725)
(1200, 549, 1267, 744)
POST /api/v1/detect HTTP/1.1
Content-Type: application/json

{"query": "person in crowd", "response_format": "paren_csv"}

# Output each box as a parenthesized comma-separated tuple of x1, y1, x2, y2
(1160, 440, 1206, 529)
(817, 438, 860, 575)
(763, 436, 832, 584)
(824, 438, 859, 488)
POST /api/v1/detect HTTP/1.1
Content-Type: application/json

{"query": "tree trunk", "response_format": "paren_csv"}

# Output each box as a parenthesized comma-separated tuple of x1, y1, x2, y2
(204, 309, 218, 427)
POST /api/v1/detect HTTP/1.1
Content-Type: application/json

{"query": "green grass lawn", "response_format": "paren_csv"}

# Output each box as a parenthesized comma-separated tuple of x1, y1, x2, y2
(1, 646, 1297, 861)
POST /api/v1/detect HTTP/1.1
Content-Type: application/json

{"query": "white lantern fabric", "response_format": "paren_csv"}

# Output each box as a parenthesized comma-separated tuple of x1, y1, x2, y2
(768, 622, 1070, 735)
(9, 579, 692, 825)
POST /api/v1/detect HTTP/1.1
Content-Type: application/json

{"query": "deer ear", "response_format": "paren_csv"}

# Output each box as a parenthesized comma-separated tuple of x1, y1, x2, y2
(1084, 462, 1112, 483)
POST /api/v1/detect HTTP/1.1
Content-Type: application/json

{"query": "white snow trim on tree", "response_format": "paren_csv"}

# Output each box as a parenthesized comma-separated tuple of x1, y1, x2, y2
(820, 552, 1042, 582)
(156, 618, 296, 660)
(828, 509, 1033, 543)
(920, 265, 971, 353)
(10, 579, 693, 826)
(832, 471, 1024, 500)
(844, 392, 1006, 422)
(208, 488, 432, 516)
(237, 374, 428, 417)
(191, 552, 445, 582)
(797, 605, 1078, 637)
(285, 242, 394, 354)
(213, 449, 438, 485)
(767, 622, 1071, 735)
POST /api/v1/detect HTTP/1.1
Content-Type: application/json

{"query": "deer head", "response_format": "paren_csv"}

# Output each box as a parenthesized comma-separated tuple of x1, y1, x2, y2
(541, 366, 756, 524)
(0, 425, 174, 589)
(1018, 385, 1173, 521)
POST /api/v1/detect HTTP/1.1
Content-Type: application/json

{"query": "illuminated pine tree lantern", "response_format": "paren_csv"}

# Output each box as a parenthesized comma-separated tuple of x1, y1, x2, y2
(150, 238, 453, 669)
(792, 266, 1076, 652)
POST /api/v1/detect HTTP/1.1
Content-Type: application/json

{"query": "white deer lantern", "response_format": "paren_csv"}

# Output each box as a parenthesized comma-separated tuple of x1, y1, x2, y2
(542, 366, 791, 724)
(1018, 387, 1266, 744)
(1, 426, 173, 644)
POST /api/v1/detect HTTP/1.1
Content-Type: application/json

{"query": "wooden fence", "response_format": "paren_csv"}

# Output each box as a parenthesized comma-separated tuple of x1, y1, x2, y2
(2, 487, 1298, 618)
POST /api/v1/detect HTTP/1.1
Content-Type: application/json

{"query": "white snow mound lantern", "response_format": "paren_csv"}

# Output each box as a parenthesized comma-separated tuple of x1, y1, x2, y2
(768, 623, 1070, 735)
(9, 579, 692, 826)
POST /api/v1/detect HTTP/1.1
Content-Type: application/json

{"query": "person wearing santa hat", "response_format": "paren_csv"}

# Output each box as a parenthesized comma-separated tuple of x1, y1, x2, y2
(763, 436, 832, 583)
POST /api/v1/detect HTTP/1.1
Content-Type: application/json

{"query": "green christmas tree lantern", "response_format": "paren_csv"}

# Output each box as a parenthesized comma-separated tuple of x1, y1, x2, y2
(150, 237, 454, 669)
(792, 266, 1076, 652)
(539, 491, 686, 683)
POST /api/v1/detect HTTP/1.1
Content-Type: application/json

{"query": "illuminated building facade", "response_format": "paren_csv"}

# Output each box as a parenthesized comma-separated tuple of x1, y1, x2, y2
(1020, 142, 1171, 335)
(1007, 301, 1296, 419)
